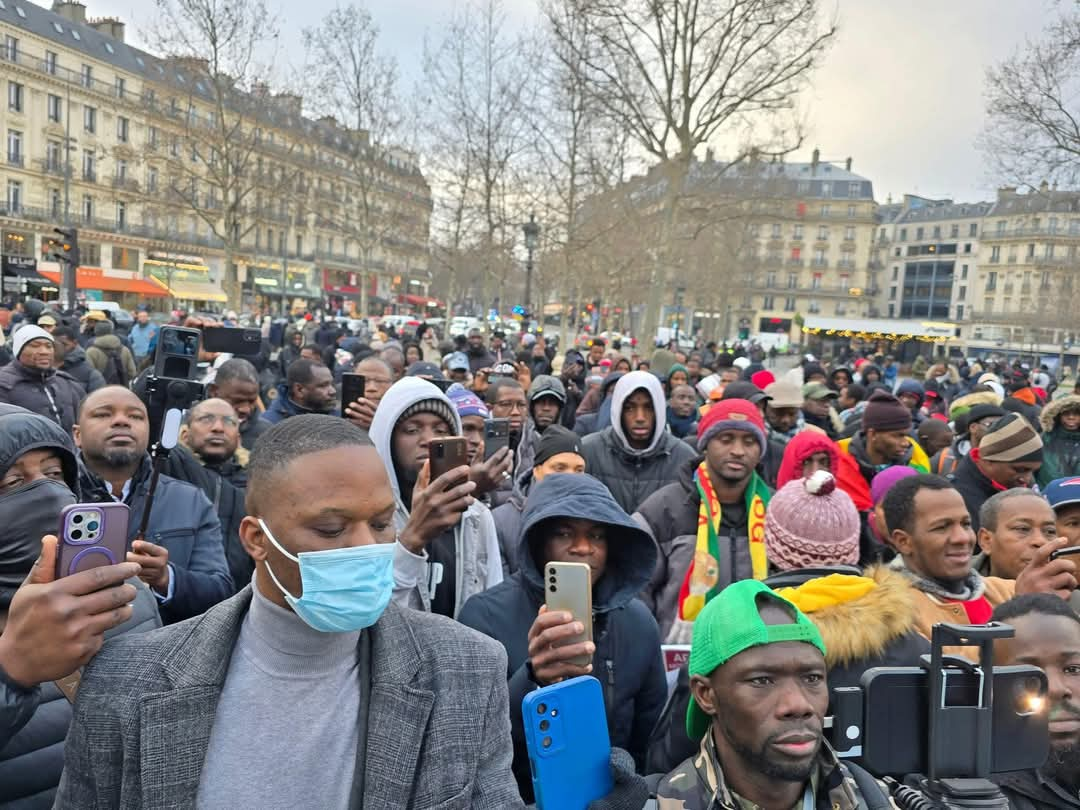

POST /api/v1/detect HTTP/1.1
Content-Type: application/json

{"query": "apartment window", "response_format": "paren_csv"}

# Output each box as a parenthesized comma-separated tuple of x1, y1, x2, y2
(762, 296, 774, 310)
(278, 232, 286, 254)
(81, 64, 92, 88)
(81, 194, 94, 221)
(1071, 220, 1080, 235)
(116, 159, 127, 181)
(888, 304, 896, 318)
(46, 140, 62, 171)
(821, 204, 831, 217)
(147, 167, 158, 192)
(961, 264, 968, 280)
(84, 106, 96, 134)
(49, 188, 61, 217)
(1008, 246, 1017, 263)
(892, 266, 899, 281)
(117, 116, 129, 142)
(6, 130, 21, 165)
(969, 223, 978, 237)
(44, 50, 57, 74)
(793, 224, 803, 239)
(990, 246, 1001, 263)
(3, 35, 18, 61)
(996, 220, 1006, 235)
(947, 224, 956, 238)
(957, 285, 967, 301)
(847, 204, 856, 217)
(267, 228, 273, 250)
(787, 272, 798, 289)
(170, 136, 180, 158)
(986, 271, 998, 291)
(771, 223, 781, 238)
(1046, 243, 1056, 259)
(1027, 243, 1036, 258)
(7, 81, 21, 112)
(1042, 271, 1052, 290)
(47, 94, 62, 123)
(115, 76, 125, 98)
(899, 228, 907, 241)
(295, 234, 303, 255)
(148, 126, 158, 148)
(811, 272, 822, 289)
(766, 271, 777, 288)
(848, 182, 860, 197)
(813, 250, 827, 267)
(255, 229, 261, 250)
(932, 225, 940, 238)
(835, 303, 847, 316)
(328, 237, 335, 255)
(916, 227, 924, 240)
(844, 225, 855, 241)
(2, 179, 23, 217)
(817, 225, 828, 240)
(964, 243, 972, 254)
(956, 304, 965, 320)
(116, 201, 127, 230)
(82, 150, 95, 181)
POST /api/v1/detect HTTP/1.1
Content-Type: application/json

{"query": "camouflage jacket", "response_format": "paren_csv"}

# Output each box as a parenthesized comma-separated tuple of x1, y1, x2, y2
(655, 731, 870, 810)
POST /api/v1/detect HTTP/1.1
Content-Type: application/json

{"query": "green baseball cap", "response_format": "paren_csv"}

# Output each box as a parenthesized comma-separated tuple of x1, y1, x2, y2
(685, 580, 826, 741)
(802, 381, 839, 401)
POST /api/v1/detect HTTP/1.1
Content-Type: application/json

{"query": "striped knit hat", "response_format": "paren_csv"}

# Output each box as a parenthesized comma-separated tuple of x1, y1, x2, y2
(399, 398, 458, 433)
(979, 413, 1043, 463)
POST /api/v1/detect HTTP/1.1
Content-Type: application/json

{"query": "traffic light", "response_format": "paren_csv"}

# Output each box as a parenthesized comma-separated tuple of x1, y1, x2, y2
(49, 227, 80, 267)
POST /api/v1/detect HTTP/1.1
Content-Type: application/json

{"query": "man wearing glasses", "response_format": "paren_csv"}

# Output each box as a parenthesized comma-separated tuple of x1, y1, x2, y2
(485, 378, 529, 507)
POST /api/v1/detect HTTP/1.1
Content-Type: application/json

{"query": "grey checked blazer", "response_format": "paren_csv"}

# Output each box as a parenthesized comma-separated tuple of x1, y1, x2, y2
(53, 587, 525, 809)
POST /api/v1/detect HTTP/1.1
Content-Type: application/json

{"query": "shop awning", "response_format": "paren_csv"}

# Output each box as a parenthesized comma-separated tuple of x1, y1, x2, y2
(3, 263, 52, 284)
(39, 267, 169, 297)
(163, 278, 228, 304)
(400, 293, 443, 308)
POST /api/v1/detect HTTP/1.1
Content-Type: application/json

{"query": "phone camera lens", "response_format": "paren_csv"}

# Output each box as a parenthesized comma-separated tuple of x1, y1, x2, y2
(548, 567, 556, 576)
(549, 585, 557, 593)
(71, 529, 82, 540)
(541, 737, 552, 749)
(87, 521, 99, 532)
(539, 719, 550, 731)
(549, 576, 557, 584)
(72, 514, 83, 524)
(536, 703, 547, 715)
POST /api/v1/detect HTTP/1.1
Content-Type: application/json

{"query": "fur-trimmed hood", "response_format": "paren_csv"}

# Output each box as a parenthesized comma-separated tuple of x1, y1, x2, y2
(1041, 394, 1080, 433)
(776, 566, 919, 667)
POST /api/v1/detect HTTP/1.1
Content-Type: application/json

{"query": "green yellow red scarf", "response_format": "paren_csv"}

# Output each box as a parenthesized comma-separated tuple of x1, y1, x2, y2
(677, 461, 770, 622)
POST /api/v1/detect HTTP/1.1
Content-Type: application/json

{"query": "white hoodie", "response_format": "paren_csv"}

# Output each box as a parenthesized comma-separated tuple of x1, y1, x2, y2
(369, 377, 502, 616)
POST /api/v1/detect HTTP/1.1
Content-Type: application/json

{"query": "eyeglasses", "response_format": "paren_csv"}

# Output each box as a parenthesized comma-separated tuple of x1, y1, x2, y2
(192, 413, 239, 428)
(495, 401, 527, 412)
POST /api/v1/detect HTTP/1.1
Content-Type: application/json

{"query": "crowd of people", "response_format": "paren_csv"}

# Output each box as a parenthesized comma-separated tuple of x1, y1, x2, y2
(2, 299, 1080, 808)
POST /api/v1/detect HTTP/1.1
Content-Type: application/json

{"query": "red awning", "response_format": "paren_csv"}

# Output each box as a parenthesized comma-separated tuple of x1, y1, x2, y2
(400, 293, 443, 308)
(39, 267, 169, 297)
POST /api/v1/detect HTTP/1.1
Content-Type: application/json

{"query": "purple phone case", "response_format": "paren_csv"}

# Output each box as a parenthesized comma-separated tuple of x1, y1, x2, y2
(55, 502, 131, 579)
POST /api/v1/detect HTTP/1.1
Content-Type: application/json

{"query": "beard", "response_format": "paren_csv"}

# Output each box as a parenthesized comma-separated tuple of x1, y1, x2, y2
(1045, 742, 1080, 794)
(718, 722, 821, 783)
(87, 446, 141, 470)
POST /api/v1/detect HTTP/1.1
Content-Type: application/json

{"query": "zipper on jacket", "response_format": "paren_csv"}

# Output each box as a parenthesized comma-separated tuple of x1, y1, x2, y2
(604, 659, 615, 711)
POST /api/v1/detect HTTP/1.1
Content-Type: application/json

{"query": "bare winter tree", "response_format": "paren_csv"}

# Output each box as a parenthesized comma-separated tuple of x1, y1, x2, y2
(552, 0, 836, 345)
(982, 8, 1080, 187)
(420, 0, 531, 320)
(303, 4, 408, 315)
(147, 0, 284, 308)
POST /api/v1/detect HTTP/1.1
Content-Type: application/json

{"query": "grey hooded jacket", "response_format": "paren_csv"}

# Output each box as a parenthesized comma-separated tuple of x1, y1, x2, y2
(581, 371, 697, 514)
(369, 377, 502, 618)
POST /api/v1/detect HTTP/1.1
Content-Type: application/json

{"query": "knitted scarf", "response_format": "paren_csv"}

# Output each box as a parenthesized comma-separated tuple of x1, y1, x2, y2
(676, 461, 771, 622)
(888, 554, 986, 602)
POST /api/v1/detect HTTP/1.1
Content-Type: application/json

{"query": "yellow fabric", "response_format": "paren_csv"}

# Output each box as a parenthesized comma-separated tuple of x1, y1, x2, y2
(775, 574, 877, 613)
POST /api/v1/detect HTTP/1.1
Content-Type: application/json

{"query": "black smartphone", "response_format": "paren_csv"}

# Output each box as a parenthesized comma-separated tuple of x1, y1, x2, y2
(429, 437, 468, 481)
(858, 664, 1048, 777)
(1050, 545, 1080, 561)
(155, 326, 201, 379)
(483, 417, 510, 461)
(340, 373, 365, 414)
(201, 326, 262, 355)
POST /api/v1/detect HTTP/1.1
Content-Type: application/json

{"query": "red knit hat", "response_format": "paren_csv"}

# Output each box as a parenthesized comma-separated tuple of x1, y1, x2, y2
(696, 398, 766, 453)
(764, 471, 861, 571)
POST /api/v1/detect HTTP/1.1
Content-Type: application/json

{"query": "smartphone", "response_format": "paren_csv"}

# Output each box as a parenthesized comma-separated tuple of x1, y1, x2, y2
(545, 561, 593, 667)
(200, 326, 262, 355)
(154, 325, 201, 379)
(340, 373, 366, 414)
(55, 502, 131, 579)
(522, 676, 613, 810)
(857, 664, 1049, 777)
(1050, 545, 1080, 561)
(429, 436, 468, 481)
(483, 417, 511, 461)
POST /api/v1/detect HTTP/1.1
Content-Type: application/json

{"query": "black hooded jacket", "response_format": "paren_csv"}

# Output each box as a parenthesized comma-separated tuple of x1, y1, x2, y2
(457, 473, 667, 801)
(0, 361, 85, 435)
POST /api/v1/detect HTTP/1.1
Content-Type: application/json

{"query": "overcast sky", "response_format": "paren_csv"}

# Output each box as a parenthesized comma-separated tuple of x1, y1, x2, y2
(85, 0, 1054, 205)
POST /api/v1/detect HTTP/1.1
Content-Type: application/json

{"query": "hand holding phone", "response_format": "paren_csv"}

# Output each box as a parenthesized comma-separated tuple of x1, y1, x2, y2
(56, 503, 131, 579)
(397, 456, 476, 555)
(1016, 537, 1079, 600)
(340, 373, 366, 415)
(429, 437, 468, 481)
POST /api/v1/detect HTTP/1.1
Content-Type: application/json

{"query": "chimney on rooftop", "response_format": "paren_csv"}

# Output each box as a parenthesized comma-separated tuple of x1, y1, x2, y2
(52, 1, 87, 24)
(845, 157, 852, 172)
(1039, 179, 1050, 193)
(89, 17, 126, 43)
(811, 148, 820, 173)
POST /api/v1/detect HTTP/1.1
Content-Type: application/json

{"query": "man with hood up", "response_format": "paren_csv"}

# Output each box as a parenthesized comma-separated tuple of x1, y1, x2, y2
(581, 370, 697, 514)
(369, 377, 502, 618)
(458, 473, 667, 802)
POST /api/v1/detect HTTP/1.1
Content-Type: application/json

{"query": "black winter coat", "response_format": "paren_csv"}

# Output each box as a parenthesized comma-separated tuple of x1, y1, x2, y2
(60, 346, 105, 394)
(948, 453, 1000, 532)
(457, 473, 668, 803)
(993, 769, 1080, 810)
(0, 362, 84, 435)
(582, 426, 698, 515)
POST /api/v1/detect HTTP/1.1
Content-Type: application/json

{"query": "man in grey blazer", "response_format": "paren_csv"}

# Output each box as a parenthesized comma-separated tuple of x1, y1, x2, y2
(55, 415, 524, 809)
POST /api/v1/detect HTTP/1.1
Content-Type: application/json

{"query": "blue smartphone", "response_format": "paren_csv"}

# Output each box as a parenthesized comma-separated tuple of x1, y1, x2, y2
(522, 675, 613, 810)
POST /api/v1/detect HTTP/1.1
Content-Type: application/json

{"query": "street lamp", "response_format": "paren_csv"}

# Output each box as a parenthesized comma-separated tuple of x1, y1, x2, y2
(522, 212, 539, 322)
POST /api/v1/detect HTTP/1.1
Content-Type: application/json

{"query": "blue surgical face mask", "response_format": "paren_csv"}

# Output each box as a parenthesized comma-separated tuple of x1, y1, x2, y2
(258, 518, 396, 633)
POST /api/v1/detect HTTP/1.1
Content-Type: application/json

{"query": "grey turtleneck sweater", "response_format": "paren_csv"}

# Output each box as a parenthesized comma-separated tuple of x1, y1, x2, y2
(196, 584, 362, 809)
